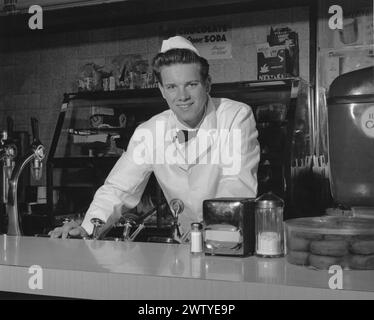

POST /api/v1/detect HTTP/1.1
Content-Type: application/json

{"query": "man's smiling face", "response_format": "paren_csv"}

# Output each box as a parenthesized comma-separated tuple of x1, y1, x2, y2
(158, 63, 211, 128)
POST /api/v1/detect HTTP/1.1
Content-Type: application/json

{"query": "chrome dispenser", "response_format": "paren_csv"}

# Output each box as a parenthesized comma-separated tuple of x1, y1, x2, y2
(110, 200, 183, 243)
(203, 198, 256, 256)
(169, 199, 184, 243)
(1, 117, 17, 204)
(7, 118, 45, 236)
(90, 218, 105, 239)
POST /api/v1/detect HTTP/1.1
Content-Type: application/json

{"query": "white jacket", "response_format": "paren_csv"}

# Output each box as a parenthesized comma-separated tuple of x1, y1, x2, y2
(81, 96, 260, 235)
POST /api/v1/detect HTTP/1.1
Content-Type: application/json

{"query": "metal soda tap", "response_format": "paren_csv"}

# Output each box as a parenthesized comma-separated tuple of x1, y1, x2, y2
(170, 199, 184, 218)
(1, 117, 17, 204)
(170, 199, 184, 243)
(90, 218, 105, 240)
(118, 204, 163, 242)
(117, 213, 138, 241)
(1, 136, 17, 203)
(6, 118, 45, 236)
(30, 117, 44, 181)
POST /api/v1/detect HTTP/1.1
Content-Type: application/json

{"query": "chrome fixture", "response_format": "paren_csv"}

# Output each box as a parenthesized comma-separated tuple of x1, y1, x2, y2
(1, 117, 17, 204)
(128, 199, 185, 243)
(118, 213, 141, 241)
(90, 218, 105, 239)
(169, 199, 184, 243)
(7, 118, 45, 236)
(60, 199, 185, 243)
(117, 204, 164, 241)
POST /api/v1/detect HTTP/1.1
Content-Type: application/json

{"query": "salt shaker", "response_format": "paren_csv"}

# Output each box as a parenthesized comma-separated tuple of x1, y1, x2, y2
(255, 192, 284, 258)
(190, 222, 203, 254)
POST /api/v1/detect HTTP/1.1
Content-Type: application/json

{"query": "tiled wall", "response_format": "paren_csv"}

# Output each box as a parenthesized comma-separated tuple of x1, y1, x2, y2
(0, 6, 310, 184)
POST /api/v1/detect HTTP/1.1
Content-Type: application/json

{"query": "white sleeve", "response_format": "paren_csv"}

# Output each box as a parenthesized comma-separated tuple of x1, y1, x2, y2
(215, 104, 260, 198)
(81, 128, 153, 235)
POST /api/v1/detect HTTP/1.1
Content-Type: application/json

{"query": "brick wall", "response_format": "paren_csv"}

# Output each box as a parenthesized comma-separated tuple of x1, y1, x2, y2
(0, 6, 310, 184)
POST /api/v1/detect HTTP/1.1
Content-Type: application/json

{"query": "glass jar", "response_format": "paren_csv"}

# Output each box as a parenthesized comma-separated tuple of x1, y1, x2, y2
(255, 192, 284, 258)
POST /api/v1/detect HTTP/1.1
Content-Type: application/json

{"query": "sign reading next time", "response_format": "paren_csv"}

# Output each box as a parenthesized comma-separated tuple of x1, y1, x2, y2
(176, 23, 232, 60)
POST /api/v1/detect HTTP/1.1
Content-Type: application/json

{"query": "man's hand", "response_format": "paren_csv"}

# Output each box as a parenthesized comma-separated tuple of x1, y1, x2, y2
(48, 220, 89, 239)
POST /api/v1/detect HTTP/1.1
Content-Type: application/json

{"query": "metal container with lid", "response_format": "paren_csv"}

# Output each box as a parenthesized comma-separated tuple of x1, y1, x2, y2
(255, 192, 285, 257)
(327, 66, 374, 210)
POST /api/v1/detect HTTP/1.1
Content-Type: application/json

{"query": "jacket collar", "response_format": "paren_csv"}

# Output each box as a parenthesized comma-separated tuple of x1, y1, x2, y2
(166, 96, 218, 171)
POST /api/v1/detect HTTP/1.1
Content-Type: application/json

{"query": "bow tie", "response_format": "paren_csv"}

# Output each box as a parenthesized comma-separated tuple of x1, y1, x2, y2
(176, 130, 197, 144)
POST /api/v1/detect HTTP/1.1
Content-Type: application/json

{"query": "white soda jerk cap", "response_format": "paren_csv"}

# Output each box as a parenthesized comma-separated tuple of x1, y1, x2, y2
(160, 35, 200, 56)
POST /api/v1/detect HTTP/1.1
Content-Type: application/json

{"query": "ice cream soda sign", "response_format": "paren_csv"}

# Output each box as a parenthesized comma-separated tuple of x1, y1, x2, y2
(176, 23, 232, 59)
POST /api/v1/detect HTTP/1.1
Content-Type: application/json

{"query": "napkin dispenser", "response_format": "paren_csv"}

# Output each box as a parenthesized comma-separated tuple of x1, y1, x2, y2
(203, 198, 256, 257)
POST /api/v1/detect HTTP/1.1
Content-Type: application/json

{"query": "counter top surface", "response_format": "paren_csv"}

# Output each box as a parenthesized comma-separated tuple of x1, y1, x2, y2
(0, 235, 373, 299)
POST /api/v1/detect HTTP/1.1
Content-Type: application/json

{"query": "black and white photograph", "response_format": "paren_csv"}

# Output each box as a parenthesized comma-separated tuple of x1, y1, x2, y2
(0, 0, 373, 303)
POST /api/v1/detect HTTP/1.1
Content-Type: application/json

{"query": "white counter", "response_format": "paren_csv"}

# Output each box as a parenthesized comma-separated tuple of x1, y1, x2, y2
(0, 235, 373, 299)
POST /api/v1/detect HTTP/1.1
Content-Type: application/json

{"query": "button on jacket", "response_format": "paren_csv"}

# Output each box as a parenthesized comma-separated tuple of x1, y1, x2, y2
(81, 96, 260, 235)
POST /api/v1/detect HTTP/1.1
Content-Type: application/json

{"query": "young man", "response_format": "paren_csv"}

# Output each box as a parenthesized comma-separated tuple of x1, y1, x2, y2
(50, 36, 260, 239)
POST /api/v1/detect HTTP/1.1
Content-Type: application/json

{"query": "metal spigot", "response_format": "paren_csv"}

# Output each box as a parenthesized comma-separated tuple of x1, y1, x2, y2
(1, 117, 17, 203)
(115, 203, 166, 242)
(170, 199, 184, 243)
(2, 144, 17, 178)
(118, 205, 161, 241)
(7, 118, 45, 236)
(118, 213, 138, 241)
(90, 218, 105, 239)
(170, 199, 184, 217)
(30, 117, 44, 181)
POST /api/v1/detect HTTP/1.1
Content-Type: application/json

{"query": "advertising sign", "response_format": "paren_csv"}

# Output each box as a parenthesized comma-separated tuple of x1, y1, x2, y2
(176, 23, 232, 60)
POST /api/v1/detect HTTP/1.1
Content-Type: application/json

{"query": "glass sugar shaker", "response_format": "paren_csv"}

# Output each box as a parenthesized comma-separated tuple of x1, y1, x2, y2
(255, 192, 284, 258)
(190, 222, 203, 254)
